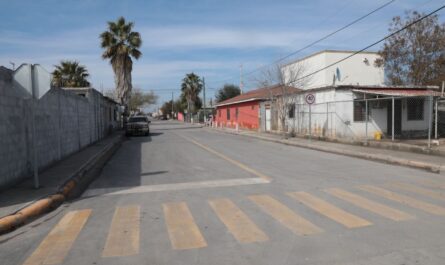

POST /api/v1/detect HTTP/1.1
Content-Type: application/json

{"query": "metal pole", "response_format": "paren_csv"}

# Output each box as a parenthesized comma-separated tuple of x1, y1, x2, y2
(171, 91, 174, 119)
(203, 77, 206, 123)
(309, 104, 312, 141)
(31, 65, 39, 189)
(435, 97, 438, 139)
(365, 99, 368, 144)
(428, 96, 432, 148)
(326, 102, 329, 138)
(392, 97, 395, 142)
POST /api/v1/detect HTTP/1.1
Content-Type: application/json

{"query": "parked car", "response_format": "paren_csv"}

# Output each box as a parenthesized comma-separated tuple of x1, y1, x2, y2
(126, 115, 150, 136)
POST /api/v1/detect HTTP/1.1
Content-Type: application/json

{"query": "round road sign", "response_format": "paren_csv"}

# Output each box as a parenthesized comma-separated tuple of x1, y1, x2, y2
(305, 93, 315, 104)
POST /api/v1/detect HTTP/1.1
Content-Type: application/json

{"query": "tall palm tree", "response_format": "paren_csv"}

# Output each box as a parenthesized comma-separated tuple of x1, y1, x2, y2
(100, 16, 142, 111)
(181, 73, 203, 122)
(52, 61, 90, 87)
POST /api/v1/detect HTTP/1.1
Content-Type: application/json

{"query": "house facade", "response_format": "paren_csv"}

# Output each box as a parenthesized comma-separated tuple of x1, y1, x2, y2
(275, 50, 440, 140)
(214, 85, 300, 130)
(284, 85, 439, 139)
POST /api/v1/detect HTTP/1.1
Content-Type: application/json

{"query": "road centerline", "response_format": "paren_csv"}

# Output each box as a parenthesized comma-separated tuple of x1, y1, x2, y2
(175, 133, 272, 182)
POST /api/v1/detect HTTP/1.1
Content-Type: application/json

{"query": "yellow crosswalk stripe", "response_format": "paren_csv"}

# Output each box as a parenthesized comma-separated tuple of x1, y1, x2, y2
(358, 185, 445, 216)
(387, 182, 445, 201)
(102, 205, 140, 257)
(248, 195, 322, 236)
(163, 202, 207, 250)
(209, 198, 268, 243)
(23, 209, 91, 265)
(418, 179, 445, 190)
(288, 192, 372, 228)
(325, 188, 414, 221)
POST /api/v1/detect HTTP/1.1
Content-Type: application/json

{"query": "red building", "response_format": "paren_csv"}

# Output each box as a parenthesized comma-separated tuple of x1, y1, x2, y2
(214, 85, 300, 130)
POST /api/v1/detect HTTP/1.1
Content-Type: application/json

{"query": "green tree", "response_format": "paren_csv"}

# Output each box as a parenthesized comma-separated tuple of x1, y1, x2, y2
(180, 73, 203, 120)
(215, 84, 240, 102)
(376, 11, 445, 86)
(100, 16, 142, 109)
(52, 60, 90, 87)
(128, 89, 157, 113)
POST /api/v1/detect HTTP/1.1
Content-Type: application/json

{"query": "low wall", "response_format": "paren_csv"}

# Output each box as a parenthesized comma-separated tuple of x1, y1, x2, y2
(0, 67, 120, 189)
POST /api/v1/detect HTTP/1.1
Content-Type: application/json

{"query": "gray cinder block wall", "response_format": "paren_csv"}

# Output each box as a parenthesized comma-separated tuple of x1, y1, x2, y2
(0, 67, 120, 189)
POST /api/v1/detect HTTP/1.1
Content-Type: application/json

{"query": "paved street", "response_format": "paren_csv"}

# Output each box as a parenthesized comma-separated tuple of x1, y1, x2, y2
(2, 121, 445, 265)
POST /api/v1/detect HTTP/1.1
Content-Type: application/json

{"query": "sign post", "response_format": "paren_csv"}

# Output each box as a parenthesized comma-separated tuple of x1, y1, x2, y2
(305, 94, 315, 141)
(13, 64, 51, 189)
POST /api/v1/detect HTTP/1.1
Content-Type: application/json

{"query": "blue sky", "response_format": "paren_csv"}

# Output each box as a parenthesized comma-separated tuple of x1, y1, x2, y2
(0, 0, 444, 109)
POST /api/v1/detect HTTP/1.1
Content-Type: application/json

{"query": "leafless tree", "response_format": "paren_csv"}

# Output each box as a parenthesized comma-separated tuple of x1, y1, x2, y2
(254, 61, 311, 134)
(375, 11, 445, 86)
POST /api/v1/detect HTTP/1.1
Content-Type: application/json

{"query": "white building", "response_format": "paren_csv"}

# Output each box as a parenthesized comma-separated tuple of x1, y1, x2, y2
(262, 50, 441, 140)
(282, 50, 384, 89)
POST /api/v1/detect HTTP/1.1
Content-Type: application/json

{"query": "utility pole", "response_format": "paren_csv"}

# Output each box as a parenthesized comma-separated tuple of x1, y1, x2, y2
(203, 77, 206, 123)
(171, 91, 174, 119)
(240, 64, 244, 94)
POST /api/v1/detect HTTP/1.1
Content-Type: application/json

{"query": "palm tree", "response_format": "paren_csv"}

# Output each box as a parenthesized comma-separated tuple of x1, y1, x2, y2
(52, 61, 90, 87)
(100, 16, 142, 111)
(181, 73, 203, 122)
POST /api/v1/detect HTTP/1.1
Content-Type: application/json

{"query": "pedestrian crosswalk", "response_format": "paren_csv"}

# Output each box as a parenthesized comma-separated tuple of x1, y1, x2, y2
(21, 181, 445, 264)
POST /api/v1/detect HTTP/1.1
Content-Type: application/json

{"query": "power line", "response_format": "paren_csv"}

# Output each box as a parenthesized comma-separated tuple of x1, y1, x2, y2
(211, 0, 395, 85)
(292, 4, 445, 83)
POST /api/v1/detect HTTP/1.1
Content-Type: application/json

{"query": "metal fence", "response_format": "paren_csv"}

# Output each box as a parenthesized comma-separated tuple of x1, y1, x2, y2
(287, 96, 444, 147)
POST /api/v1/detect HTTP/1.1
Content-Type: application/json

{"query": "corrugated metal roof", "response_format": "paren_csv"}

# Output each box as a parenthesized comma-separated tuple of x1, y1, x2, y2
(353, 89, 440, 97)
(215, 84, 301, 107)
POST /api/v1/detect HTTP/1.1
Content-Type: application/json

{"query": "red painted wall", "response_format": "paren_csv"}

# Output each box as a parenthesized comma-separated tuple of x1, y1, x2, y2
(215, 101, 260, 130)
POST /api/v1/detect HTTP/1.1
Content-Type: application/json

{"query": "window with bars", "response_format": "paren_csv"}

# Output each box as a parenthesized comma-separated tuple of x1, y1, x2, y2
(288, 104, 295, 118)
(407, 98, 424, 120)
(353, 100, 368, 122)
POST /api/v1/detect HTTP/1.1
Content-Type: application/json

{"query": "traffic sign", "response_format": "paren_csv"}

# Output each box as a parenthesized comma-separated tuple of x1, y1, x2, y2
(305, 93, 315, 105)
(13, 64, 51, 100)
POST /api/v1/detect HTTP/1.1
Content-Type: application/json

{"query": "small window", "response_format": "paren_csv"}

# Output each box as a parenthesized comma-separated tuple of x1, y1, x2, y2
(353, 100, 368, 122)
(235, 107, 239, 119)
(227, 108, 230, 120)
(288, 104, 295, 118)
(407, 98, 424, 120)
(218, 109, 221, 117)
(251, 105, 255, 110)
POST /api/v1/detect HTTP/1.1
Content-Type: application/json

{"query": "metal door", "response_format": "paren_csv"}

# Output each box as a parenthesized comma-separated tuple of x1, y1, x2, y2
(265, 107, 271, 131)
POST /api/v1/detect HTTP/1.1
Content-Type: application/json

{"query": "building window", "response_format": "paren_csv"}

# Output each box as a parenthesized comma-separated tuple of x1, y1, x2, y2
(227, 108, 230, 120)
(407, 98, 424, 120)
(288, 104, 295, 118)
(353, 100, 368, 122)
(235, 107, 239, 119)
(218, 109, 221, 117)
(251, 105, 255, 110)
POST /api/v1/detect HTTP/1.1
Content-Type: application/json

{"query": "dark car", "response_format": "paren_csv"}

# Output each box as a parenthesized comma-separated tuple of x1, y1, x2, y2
(126, 116, 151, 136)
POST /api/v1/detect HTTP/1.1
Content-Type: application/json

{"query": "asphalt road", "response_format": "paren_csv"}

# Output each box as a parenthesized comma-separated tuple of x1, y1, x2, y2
(2, 121, 445, 265)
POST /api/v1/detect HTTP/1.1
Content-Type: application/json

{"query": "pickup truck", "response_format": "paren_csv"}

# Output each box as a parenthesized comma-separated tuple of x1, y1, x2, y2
(126, 115, 151, 136)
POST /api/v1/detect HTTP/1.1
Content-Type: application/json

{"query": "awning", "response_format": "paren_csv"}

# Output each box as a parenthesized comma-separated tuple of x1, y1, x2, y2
(352, 89, 440, 97)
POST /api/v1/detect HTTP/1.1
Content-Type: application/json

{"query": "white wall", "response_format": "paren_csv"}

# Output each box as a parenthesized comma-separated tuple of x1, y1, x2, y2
(282, 51, 384, 89)
(285, 88, 432, 139)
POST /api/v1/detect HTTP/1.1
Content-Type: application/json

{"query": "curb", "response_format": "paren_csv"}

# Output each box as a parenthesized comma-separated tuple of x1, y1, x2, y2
(0, 134, 123, 235)
(209, 127, 443, 174)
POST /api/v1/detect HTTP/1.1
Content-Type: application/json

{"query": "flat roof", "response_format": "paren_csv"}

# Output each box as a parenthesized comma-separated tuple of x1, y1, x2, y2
(282, 49, 379, 67)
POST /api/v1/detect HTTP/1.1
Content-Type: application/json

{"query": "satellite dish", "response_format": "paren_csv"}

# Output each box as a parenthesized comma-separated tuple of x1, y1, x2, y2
(336, 67, 341, 81)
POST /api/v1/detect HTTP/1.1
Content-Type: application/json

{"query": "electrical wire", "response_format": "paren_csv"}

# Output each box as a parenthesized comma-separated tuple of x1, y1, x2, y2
(211, 0, 396, 85)
(292, 4, 445, 83)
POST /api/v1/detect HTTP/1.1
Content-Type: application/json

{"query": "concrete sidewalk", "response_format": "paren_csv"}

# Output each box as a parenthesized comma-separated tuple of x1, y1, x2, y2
(0, 132, 123, 220)
(209, 127, 445, 174)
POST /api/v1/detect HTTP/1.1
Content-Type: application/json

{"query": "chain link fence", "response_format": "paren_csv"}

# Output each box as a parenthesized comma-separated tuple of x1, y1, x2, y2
(288, 95, 443, 147)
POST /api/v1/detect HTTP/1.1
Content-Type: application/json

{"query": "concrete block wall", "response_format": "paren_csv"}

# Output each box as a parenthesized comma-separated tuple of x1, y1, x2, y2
(0, 68, 120, 189)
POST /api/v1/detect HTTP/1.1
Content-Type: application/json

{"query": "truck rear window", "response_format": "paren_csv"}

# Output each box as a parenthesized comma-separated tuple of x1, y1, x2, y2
(129, 117, 147, 122)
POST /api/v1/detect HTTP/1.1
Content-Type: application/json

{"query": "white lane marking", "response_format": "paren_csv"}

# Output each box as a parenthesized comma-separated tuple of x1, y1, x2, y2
(83, 178, 270, 197)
